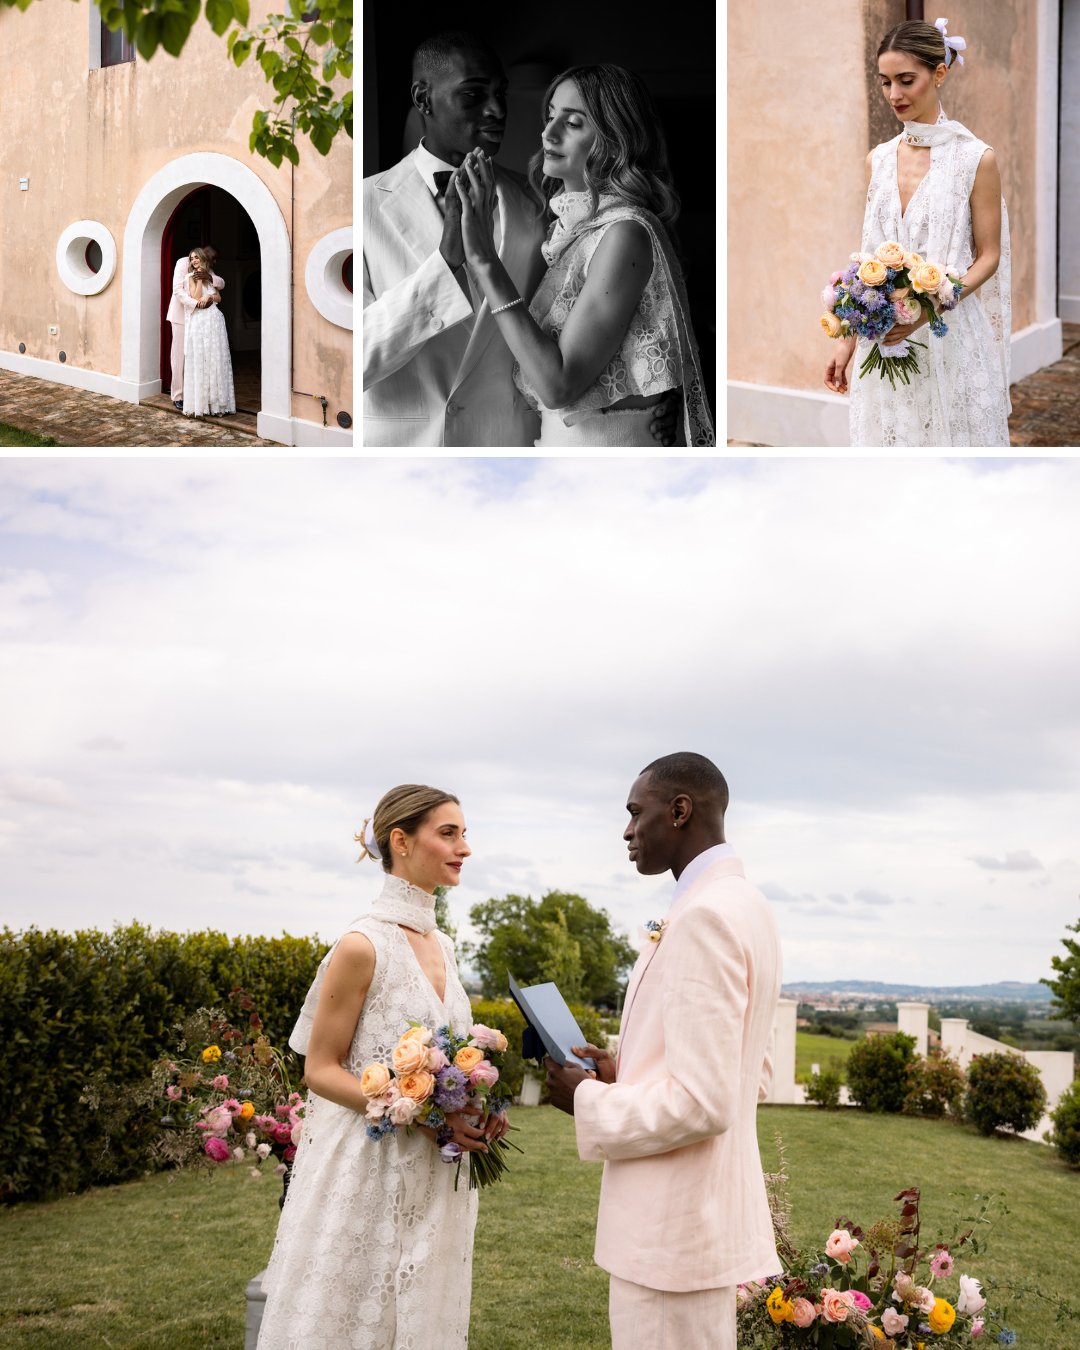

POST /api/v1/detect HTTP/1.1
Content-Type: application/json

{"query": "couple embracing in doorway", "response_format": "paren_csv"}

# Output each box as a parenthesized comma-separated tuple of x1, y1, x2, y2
(166, 245, 236, 418)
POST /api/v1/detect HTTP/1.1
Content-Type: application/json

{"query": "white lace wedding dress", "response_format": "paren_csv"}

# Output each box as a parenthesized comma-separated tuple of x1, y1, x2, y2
(850, 111, 1011, 447)
(257, 876, 478, 1350)
(182, 286, 236, 417)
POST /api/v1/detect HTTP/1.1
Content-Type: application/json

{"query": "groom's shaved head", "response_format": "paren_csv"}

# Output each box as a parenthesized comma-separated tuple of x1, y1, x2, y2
(640, 752, 729, 814)
(411, 31, 499, 83)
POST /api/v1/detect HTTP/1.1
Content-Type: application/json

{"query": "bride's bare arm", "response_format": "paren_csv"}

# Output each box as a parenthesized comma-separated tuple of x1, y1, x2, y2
(302, 932, 376, 1112)
(823, 151, 874, 394)
(957, 149, 1002, 301)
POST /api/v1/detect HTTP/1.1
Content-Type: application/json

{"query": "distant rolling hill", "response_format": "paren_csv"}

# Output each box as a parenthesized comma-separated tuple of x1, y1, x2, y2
(782, 979, 1053, 1004)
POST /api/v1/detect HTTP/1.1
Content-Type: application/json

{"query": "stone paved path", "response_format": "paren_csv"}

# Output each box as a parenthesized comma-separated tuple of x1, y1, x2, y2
(0, 369, 281, 448)
(728, 322, 1080, 449)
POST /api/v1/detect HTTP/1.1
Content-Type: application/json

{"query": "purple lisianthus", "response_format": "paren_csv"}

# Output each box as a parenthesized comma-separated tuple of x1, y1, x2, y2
(433, 1065, 469, 1113)
(440, 1141, 462, 1162)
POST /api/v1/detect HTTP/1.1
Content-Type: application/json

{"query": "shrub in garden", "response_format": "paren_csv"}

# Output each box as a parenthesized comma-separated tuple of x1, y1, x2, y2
(803, 1068, 842, 1109)
(845, 1032, 916, 1113)
(964, 1051, 1047, 1137)
(1046, 1079, 1080, 1165)
(903, 1049, 967, 1118)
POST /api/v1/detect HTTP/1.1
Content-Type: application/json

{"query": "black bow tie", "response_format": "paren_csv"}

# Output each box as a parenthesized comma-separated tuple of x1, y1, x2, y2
(433, 170, 453, 197)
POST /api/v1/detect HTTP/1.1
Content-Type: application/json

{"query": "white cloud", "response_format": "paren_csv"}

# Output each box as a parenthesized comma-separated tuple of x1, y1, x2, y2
(0, 457, 1078, 985)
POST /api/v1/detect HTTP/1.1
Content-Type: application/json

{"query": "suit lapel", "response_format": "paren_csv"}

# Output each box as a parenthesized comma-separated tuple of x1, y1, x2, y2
(616, 938, 662, 1072)
(377, 155, 446, 269)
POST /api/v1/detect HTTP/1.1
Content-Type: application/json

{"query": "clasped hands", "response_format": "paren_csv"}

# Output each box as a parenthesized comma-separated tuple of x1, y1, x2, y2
(545, 1042, 616, 1116)
(440, 148, 499, 272)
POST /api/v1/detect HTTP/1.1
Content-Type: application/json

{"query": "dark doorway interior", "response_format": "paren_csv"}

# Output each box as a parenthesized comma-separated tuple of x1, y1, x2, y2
(160, 186, 262, 413)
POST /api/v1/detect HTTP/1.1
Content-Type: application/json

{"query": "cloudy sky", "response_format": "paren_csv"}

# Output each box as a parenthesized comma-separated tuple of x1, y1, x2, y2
(1, 455, 1077, 989)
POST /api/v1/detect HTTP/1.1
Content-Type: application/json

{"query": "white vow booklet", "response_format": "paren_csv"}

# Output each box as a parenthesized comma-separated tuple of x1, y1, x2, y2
(509, 973, 597, 1073)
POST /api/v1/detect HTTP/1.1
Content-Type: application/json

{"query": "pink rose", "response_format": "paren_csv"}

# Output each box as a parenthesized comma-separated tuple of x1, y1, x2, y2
(232, 1146, 245, 1162)
(470, 1023, 509, 1052)
(166, 1085, 182, 1100)
(883, 1307, 909, 1336)
(469, 1060, 500, 1088)
(203, 1105, 233, 1136)
(820, 1289, 855, 1323)
(957, 1275, 986, 1316)
(388, 1095, 421, 1126)
(851, 1291, 872, 1311)
(971, 1316, 985, 1337)
(211, 1074, 229, 1091)
(290, 1121, 303, 1146)
(893, 295, 922, 324)
(283, 1144, 297, 1161)
(821, 285, 838, 309)
(825, 1229, 859, 1264)
(425, 1047, 450, 1073)
(256, 1142, 271, 1159)
(913, 1286, 936, 1314)
(792, 1297, 817, 1327)
(204, 1136, 230, 1162)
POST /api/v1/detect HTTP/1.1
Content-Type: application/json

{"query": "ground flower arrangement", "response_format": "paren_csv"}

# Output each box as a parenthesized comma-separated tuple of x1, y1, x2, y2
(152, 993, 303, 1179)
(737, 1151, 1016, 1347)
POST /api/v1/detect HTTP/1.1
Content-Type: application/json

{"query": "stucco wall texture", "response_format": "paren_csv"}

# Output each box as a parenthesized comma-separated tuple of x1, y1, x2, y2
(0, 0, 351, 428)
(729, 0, 1038, 393)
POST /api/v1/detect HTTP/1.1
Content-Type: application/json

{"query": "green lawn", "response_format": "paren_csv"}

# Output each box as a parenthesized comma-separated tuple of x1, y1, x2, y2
(0, 1107, 1075, 1348)
(795, 1030, 855, 1082)
(0, 423, 58, 447)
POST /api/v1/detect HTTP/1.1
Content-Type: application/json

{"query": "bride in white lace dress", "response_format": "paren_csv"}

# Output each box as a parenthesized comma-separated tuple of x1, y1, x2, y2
(824, 18, 1011, 447)
(182, 248, 236, 418)
(258, 785, 504, 1350)
(452, 64, 713, 447)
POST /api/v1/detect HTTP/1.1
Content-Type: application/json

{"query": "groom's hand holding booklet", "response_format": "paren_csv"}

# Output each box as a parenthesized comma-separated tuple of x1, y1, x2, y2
(508, 974, 597, 1074)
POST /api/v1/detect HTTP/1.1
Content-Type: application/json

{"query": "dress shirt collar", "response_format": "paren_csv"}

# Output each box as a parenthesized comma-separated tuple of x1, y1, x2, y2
(414, 138, 458, 197)
(670, 842, 736, 906)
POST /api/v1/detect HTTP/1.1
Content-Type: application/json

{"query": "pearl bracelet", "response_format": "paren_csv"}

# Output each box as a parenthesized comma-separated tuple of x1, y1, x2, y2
(491, 297, 523, 315)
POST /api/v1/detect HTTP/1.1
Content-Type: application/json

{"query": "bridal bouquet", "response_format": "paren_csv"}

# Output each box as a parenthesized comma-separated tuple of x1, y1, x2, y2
(152, 997, 304, 1178)
(820, 242, 964, 389)
(360, 1019, 519, 1189)
(738, 1170, 1016, 1348)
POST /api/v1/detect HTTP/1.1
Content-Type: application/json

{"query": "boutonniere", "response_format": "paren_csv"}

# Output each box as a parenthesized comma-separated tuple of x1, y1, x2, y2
(639, 918, 668, 946)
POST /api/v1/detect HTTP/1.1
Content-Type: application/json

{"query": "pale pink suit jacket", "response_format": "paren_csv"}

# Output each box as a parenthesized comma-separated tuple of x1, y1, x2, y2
(574, 856, 782, 1292)
(166, 258, 225, 324)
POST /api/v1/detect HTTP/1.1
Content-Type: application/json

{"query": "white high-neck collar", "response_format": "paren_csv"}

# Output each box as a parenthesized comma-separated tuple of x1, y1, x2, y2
(369, 873, 438, 934)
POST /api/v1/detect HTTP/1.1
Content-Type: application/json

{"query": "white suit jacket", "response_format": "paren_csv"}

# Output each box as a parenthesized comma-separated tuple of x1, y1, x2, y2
(166, 258, 225, 324)
(574, 856, 782, 1292)
(363, 150, 547, 448)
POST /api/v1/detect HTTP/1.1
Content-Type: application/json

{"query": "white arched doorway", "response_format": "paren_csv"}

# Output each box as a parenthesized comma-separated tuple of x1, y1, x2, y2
(121, 152, 290, 442)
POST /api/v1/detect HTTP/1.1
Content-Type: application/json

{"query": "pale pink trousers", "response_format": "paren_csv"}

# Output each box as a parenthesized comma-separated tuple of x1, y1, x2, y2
(169, 321, 185, 401)
(609, 1275, 735, 1349)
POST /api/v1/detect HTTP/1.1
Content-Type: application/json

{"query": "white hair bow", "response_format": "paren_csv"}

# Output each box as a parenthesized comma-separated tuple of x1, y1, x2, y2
(935, 16, 967, 68)
(363, 817, 381, 860)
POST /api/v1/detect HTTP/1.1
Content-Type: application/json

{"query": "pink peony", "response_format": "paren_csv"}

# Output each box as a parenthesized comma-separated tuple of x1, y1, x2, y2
(468, 1060, 500, 1088)
(930, 1249, 954, 1278)
(893, 295, 922, 324)
(957, 1275, 986, 1316)
(425, 1047, 450, 1073)
(883, 1307, 909, 1336)
(388, 1095, 421, 1126)
(825, 1229, 859, 1264)
(851, 1291, 872, 1312)
(204, 1136, 231, 1162)
(203, 1105, 233, 1136)
(792, 1297, 817, 1327)
(470, 1023, 509, 1053)
(273, 1122, 293, 1143)
(820, 1289, 855, 1323)
(211, 1074, 229, 1091)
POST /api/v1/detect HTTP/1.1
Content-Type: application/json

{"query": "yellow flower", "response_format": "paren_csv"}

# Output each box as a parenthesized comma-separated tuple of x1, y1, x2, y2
(911, 262, 944, 294)
(928, 1299, 956, 1334)
(239, 1101, 255, 1120)
(821, 312, 843, 338)
(201, 1045, 222, 1063)
(869, 1328, 886, 1341)
(857, 258, 888, 286)
(766, 1286, 794, 1324)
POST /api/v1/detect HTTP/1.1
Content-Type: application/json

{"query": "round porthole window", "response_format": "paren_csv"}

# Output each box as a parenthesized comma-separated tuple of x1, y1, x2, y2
(57, 221, 116, 296)
(305, 227, 353, 331)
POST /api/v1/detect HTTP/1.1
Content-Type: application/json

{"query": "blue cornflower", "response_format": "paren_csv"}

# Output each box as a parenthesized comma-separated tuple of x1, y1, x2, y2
(434, 1065, 469, 1113)
(861, 288, 886, 312)
(365, 1117, 395, 1141)
(809, 1261, 829, 1278)
(997, 1333, 1017, 1347)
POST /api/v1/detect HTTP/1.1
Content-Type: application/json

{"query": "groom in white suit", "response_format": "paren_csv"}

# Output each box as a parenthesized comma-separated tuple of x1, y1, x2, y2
(547, 752, 782, 1350)
(166, 245, 225, 409)
(363, 32, 546, 447)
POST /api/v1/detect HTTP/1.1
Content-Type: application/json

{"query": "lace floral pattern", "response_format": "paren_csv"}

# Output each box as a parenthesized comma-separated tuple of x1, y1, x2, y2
(183, 297, 236, 417)
(258, 885, 477, 1350)
(513, 192, 714, 446)
(850, 118, 1011, 448)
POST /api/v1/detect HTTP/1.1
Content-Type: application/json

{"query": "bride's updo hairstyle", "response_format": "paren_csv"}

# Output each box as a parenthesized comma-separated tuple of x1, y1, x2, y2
(355, 784, 460, 873)
(877, 20, 948, 72)
(527, 64, 680, 229)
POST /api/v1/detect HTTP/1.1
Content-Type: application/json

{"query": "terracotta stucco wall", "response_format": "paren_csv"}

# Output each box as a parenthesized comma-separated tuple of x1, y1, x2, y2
(0, 0, 351, 425)
(728, 0, 1038, 392)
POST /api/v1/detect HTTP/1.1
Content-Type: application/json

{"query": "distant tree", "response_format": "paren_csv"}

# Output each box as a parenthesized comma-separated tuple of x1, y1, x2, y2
(1043, 916, 1080, 1023)
(433, 886, 457, 948)
(464, 891, 637, 1007)
(0, 0, 352, 164)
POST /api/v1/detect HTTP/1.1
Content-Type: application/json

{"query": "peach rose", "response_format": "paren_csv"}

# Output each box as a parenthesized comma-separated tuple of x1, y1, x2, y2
(820, 312, 843, 338)
(887, 286, 911, 300)
(454, 1046, 485, 1073)
(857, 258, 888, 286)
(397, 1070, 436, 1102)
(792, 1297, 817, 1328)
(911, 262, 944, 294)
(401, 1024, 433, 1046)
(875, 241, 907, 268)
(904, 251, 924, 269)
(820, 1289, 855, 1324)
(825, 1229, 860, 1263)
(392, 1037, 428, 1075)
(359, 1062, 391, 1098)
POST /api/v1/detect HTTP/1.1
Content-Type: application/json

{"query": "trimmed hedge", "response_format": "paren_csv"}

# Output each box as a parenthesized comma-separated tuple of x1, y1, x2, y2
(964, 1050, 1047, 1137)
(846, 1032, 917, 1113)
(0, 923, 328, 1202)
